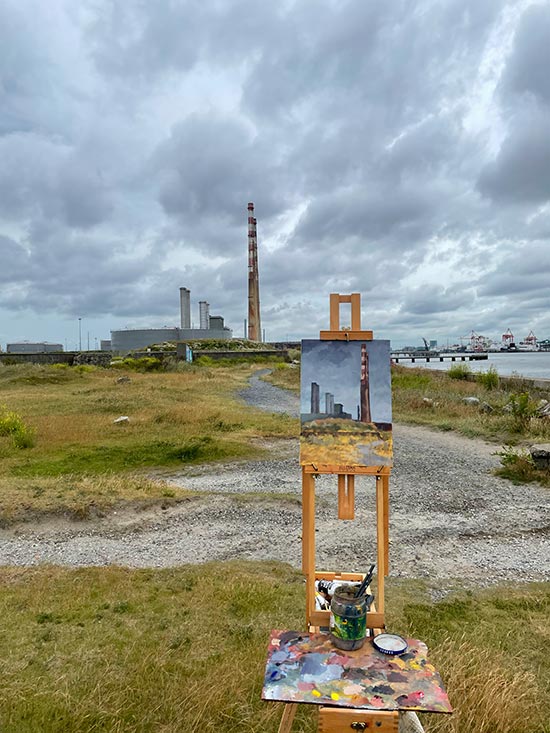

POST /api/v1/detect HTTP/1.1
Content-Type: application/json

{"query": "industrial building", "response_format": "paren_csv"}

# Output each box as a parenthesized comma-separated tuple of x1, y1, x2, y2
(109, 287, 232, 354)
(6, 342, 63, 353)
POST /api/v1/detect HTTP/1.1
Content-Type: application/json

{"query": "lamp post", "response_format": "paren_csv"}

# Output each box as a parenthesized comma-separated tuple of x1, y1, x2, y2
(78, 318, 82, 352)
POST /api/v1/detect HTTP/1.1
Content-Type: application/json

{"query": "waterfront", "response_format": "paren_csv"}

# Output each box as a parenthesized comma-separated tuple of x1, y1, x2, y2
(402, 351, 550, 380)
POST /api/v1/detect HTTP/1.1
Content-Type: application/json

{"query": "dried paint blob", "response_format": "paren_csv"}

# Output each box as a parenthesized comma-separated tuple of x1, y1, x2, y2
(373, 634, 408, 656)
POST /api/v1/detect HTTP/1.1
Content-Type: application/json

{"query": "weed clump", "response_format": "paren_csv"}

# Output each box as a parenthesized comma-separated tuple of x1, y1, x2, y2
(507, 392, 537, 432)
(0, 406, 35, 449)
(448, 364, 471, 380)
(111, 357, 164, 372)
(495, 445, 550, 486)
(476, 366, 499, 390)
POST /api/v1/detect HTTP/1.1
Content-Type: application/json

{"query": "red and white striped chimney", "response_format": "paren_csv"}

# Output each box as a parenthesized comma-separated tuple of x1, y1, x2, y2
(247, 202, 261, 341)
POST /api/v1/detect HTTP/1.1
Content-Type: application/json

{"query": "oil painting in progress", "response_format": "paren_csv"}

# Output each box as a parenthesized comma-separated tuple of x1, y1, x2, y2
(262, 630, 452, 713)
(300, 340, 392, 468)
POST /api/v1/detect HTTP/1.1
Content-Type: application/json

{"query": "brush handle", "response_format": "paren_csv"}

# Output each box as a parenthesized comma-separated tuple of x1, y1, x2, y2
(355, 564, 375, 597)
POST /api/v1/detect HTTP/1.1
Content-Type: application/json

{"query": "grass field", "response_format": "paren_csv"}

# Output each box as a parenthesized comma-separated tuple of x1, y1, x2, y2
(1, 360, 550, 732)
(0, 362, 297, 523)
(0, 562, 548, 733)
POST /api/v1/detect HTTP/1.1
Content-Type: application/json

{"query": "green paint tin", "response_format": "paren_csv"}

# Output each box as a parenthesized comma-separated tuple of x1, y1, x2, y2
(329, 584, 367, 650)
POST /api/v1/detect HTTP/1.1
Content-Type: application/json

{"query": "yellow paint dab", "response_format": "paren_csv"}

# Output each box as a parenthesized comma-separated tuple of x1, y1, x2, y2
(312, 689, 321, 697)
(331, 692, 340, 701)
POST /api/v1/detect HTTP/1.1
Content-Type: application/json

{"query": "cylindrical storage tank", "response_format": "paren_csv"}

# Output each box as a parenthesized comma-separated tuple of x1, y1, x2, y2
(180, 287, 191, 329)
(110, 328, 180, 354)
(199, 301, 210, 330)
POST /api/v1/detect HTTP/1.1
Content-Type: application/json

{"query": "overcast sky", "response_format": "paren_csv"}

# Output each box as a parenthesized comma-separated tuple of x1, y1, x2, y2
(2, 0, 550, 349)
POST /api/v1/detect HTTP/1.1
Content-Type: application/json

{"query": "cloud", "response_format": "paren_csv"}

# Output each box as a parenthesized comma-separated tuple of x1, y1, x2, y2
(2, 0, 550, 348)
(502, 2, 550, 105)
(477, 105, 550, 204)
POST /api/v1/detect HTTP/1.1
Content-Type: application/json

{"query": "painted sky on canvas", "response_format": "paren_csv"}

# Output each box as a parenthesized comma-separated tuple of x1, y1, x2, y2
(2, 1, 550, 349)
(300, 340, 392, 423)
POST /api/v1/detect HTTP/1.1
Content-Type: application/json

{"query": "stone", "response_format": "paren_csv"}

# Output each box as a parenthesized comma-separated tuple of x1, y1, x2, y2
(480, 402, 494, 413)
(422, 397, 434, 406)
(529, 443, 550, 470)
(113, 416, 130, 425)
(462, 397, 480, 405)
(116, 376, 131, 384)
(536, 401, 550, 418)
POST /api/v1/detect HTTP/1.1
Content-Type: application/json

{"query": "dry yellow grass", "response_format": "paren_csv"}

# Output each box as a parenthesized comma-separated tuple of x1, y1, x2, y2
(0, 363, 298, 522)
(1, 565, 548, 732)
(422, 638, 543, 732)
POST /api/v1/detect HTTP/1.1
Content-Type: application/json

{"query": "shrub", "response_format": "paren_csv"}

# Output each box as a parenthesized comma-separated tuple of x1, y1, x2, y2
(495, 445, 545, 485)
(0, 408, 24, 436)
(508, 392, 537, 433)
(12, 424, 36, 449)
(448, 364, 471, 380)
(477, 366, 499, 390)
(112, 357, 164, 372)
(0, 406, 35, 449)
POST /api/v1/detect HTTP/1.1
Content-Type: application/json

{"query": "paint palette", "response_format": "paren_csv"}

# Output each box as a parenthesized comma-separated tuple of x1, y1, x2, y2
(262, 630, 452, 713)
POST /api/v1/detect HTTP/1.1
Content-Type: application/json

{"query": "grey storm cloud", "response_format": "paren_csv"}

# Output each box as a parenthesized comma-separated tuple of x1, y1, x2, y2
(477, 106, 550, 204)
(1, 0, 550, 345)
(152, 115, 289, 231)
(502, 2, 550, 105)
(400, 285, 475, 317)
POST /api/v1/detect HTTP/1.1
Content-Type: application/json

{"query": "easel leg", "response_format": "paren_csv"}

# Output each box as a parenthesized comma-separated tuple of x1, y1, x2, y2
(278, 703, 298, 733)
(382, 473, 390, 576)
(302, 469, 316, 624)
(376, 478, 385, 615)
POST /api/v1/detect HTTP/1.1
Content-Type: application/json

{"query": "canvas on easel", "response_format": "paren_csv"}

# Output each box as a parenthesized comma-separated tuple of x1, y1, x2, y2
(300, 339, 392, 469)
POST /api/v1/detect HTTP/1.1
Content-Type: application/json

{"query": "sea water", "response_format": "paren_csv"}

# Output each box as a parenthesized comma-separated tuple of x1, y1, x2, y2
(402, 351, 550, 380)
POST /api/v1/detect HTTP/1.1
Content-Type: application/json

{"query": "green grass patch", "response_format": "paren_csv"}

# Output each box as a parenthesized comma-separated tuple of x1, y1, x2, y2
(0, 363, 298, 521)
(11, 436, 250, 477)
(262, 363, 300, 392)
(0, 564, 548, 732)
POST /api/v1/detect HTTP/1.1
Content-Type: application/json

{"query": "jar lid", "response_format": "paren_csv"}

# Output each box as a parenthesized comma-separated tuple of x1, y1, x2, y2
(372, 633, 408, 655)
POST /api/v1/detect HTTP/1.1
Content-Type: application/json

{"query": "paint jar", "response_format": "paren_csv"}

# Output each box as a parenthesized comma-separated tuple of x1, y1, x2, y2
(329, 584, 367, 650)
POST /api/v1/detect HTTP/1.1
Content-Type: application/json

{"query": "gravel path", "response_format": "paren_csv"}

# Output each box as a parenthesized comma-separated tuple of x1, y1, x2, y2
(1, 372, 549, 593)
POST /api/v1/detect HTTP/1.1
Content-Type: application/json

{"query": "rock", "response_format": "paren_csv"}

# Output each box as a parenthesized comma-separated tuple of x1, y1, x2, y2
(422, 398, 434, 406)
(116, 376, 131, 384)
(462, 397, 480, 405)
(113, 416, 130, 425)
(480, 402, 494, 413)
(502, 403, 514, 413)
(529, 443, 550, 470)
(536, 401, 550, 418)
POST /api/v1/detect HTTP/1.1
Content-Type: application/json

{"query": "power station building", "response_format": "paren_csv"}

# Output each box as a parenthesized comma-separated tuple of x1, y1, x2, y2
(109, 287, 232, 354)
(6, 342, 64, 353)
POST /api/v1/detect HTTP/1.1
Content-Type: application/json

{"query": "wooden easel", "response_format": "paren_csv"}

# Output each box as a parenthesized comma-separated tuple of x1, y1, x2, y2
(279, 294, 397, 733)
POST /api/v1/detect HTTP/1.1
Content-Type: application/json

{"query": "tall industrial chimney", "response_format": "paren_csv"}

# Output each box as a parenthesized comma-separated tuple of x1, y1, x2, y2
(247, 202, 261, 341)
(199, 301, 210, 330)
(360, 343, 371, 422)
(180, 287, 191, 329)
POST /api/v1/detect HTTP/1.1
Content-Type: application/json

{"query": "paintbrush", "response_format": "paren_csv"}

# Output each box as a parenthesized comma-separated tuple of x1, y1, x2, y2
(355, 564, 375, 597)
